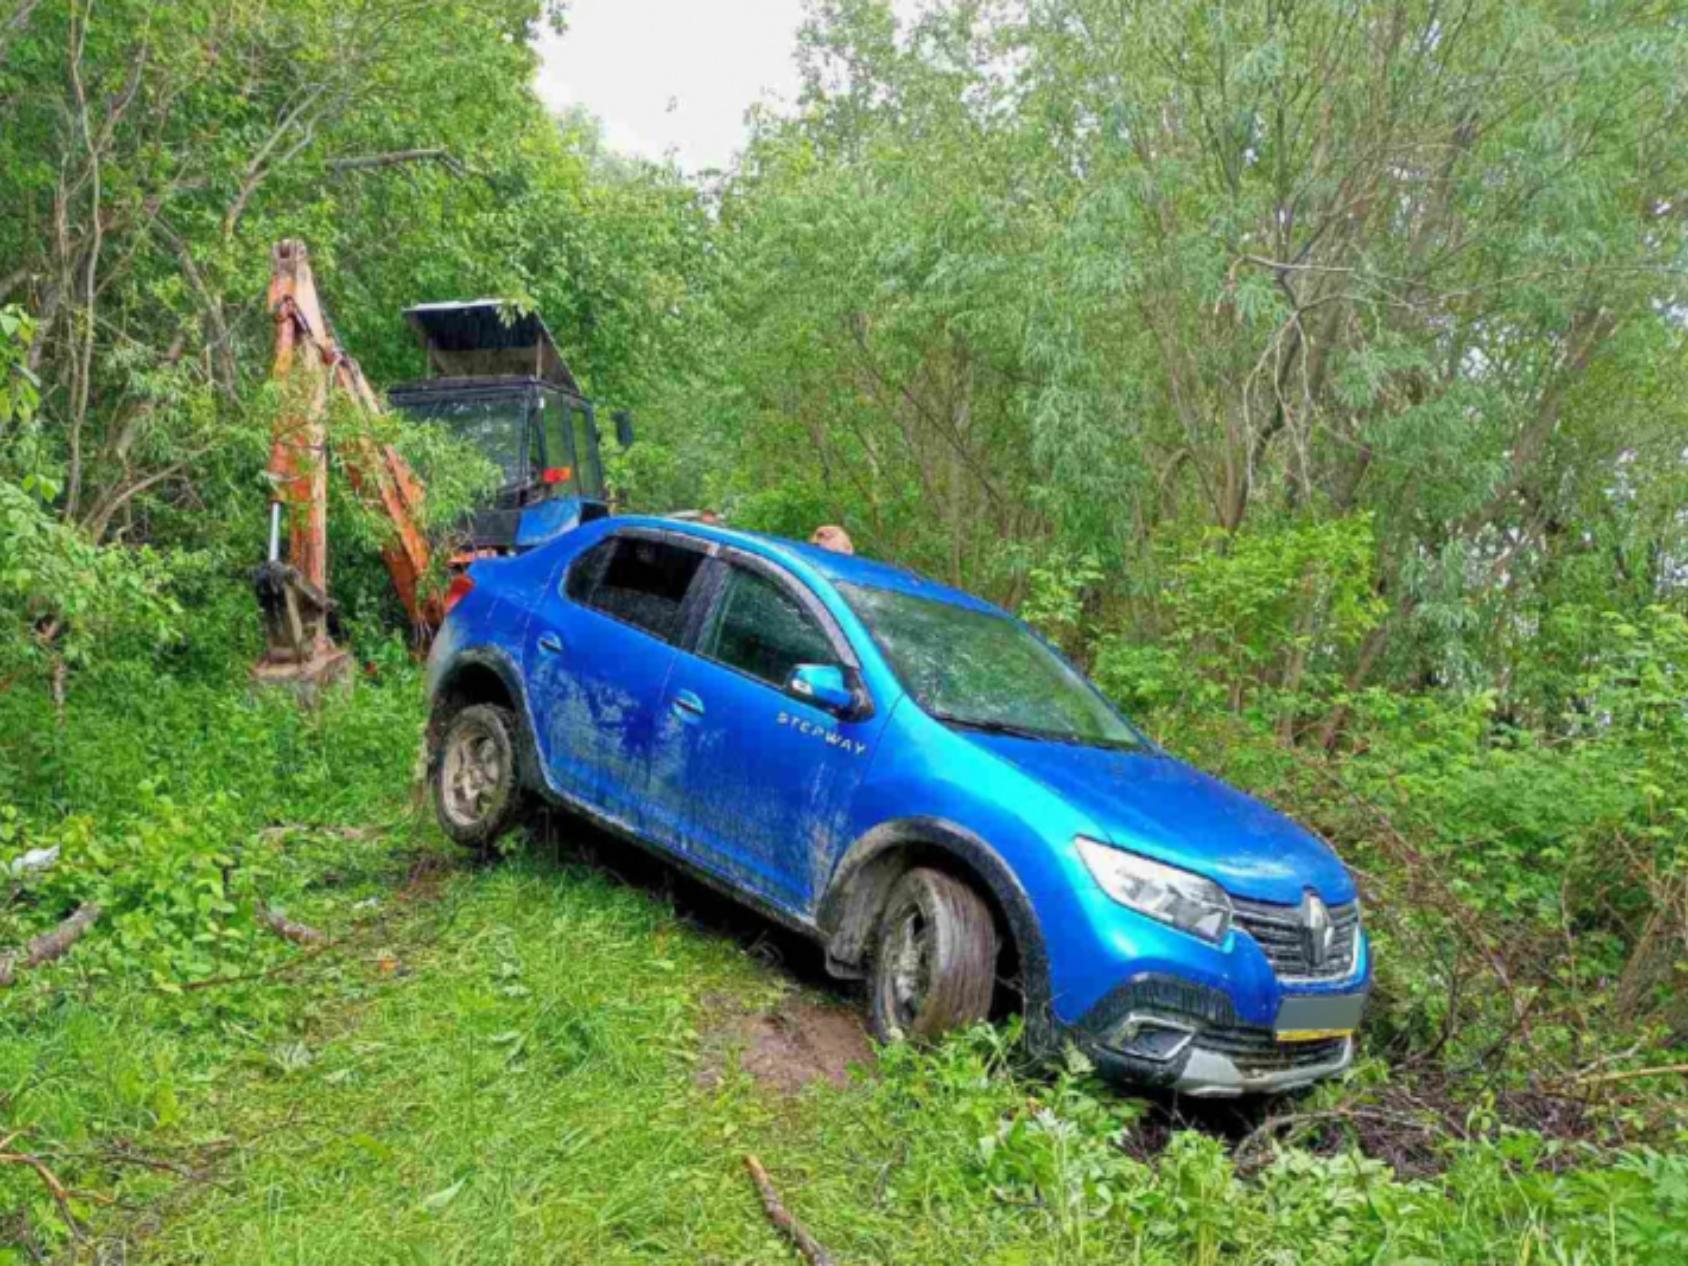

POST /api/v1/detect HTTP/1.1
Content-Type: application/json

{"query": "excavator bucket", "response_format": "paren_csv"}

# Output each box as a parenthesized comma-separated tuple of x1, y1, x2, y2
(252, 556, 349, 692)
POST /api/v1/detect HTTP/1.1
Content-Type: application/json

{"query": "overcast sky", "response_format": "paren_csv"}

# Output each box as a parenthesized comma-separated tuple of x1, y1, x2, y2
(533, 0, 810, 173)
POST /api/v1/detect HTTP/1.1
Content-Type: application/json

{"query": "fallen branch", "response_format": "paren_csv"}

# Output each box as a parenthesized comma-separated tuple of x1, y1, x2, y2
(257, 903, 326, 946)
(1233, 1105, 1450, 1171)
(1572, 1063, 1688, 1089)
(0, 1129, 115, 1244)
(69, 1142, 233, 1193)
(257, 823, 374, 844)
(0, 902, 102, 987)
(744, 1154, 836, 1266)
(183, 893, 410, 992)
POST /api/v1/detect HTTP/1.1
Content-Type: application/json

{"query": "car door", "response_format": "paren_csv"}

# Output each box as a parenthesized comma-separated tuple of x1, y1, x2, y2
(524, 529, 710, 829)
(647, 553, 887, 914)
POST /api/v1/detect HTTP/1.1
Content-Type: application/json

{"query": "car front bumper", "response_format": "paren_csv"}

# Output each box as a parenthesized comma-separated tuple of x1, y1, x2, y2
(1070, 971, 1367, 1097)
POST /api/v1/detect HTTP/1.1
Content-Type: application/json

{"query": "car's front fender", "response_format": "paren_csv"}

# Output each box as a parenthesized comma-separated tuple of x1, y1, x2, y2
(819, 815, 1060, 1048)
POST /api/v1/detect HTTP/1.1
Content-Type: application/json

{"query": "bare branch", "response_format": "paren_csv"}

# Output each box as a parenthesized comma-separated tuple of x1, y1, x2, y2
(0, 903, 102, 987)
(328, 147, 470, 178)
(258, 903, 327, 947)
(221, 82, 329, 240)
(744, 1155, 836, 1266)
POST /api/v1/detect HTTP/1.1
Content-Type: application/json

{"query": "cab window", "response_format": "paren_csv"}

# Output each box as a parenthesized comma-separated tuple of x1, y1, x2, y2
(539, 395, 578, 494)
(569, 404, 603, 497)
(700, 563, 838, 688)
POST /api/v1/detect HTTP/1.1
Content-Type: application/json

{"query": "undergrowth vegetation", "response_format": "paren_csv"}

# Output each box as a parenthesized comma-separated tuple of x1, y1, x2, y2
(2, 660, 1686, 1263)
(3, 0, 1686, 1261)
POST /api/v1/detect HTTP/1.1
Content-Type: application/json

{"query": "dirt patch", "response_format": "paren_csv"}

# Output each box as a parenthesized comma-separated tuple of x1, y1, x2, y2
(697, 994, 876, 1096)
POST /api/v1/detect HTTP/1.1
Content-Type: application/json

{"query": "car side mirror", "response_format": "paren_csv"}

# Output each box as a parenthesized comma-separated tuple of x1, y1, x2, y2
(787, 663, 856, 716)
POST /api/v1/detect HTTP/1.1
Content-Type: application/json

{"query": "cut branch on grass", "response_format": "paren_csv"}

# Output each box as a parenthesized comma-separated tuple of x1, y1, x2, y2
(64, 1143, 233, 1193)
(0, 1129, 117, 1244)
(744, 1155, 836, 1266)
(257, 903, 326, 946)
(1232, 1104, 1454, 1173)
(0, 902, 101, 987)
(1570, 1063, 1688, 1090)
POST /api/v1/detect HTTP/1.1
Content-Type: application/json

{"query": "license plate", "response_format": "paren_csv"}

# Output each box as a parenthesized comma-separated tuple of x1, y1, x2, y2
(1274, 992, 1366, 1042)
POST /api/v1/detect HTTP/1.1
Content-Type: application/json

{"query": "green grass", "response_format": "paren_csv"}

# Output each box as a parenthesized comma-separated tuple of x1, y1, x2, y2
(4, 669, 1686, 1264)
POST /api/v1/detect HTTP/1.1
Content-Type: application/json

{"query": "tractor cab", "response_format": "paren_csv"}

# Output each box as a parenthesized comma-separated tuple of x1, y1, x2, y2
(388, 301, 620, 552)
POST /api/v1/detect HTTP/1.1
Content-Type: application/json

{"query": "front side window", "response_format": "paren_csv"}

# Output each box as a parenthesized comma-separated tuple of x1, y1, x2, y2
(700, 564, 838, 688)
(839, 582, 1141, 750)
(574, 535, 704, 642)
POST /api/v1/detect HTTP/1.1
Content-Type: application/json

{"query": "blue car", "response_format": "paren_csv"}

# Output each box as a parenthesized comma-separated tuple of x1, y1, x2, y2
(425, 517, 1370, 1096)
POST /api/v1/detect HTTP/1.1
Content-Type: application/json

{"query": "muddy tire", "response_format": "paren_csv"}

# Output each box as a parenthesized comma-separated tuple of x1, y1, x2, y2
(868, 867, 999, 1044)
(431, 703, 524, 850)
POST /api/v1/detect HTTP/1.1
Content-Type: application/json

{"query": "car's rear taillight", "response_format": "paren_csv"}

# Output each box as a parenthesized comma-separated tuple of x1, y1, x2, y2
(443, 573, 475, 616)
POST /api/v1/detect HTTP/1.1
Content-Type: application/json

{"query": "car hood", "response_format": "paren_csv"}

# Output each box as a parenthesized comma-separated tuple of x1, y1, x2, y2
(962, 733, 1354, 905)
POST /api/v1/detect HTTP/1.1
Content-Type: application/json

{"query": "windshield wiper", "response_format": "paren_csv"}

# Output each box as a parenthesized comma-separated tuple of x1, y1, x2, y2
(931, 711, 1142, 751)
(930, 713, 1060, 743)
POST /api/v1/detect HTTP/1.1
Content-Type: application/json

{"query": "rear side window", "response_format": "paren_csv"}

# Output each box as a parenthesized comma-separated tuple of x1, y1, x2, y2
(568, 535, 704, 643)
(700, 564, 838, 688)
(565, 538, 614, 603)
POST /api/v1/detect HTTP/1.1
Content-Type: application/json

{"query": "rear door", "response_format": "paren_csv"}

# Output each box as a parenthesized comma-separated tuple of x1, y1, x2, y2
(647, 553, 886, 913)
(524, 529, 710, 829)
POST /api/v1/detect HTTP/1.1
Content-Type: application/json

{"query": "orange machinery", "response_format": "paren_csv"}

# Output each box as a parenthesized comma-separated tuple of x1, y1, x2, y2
(253, 240, 438, 690)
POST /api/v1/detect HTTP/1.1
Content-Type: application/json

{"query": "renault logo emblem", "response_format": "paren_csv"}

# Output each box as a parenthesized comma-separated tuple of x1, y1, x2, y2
(1301, 890, 1335, 968)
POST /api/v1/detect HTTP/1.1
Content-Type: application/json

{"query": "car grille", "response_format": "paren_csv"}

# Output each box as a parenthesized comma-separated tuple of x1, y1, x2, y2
(1197, 1025, 1350, 1075)
(1231, 894, 1360, 982)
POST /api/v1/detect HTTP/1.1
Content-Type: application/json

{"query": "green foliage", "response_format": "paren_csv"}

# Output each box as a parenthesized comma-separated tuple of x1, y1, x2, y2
(0, 305, 37, 433)
(1015, 547, 1105, 653)
(0, 479, 184, 672)
(2, 0, 1687, 1255)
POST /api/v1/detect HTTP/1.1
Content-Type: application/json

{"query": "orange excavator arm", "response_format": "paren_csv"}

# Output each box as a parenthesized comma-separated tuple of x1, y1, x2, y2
(255, 240, 439, 690)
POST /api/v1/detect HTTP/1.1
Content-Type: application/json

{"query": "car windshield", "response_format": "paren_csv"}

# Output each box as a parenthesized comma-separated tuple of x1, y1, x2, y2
(838, 582, 1142, 750)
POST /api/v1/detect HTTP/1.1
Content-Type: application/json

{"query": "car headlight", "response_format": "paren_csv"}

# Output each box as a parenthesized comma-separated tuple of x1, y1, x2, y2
(1075, 837, 1233, 943)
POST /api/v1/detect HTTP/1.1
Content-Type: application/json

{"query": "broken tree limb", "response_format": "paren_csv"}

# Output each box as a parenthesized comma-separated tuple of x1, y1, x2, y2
(1572, 1063, 1688, 1089)
(744, 1154, 836, 1266)
(327, 148, 469, 178)
(0, 902, 101, 987)
(1, 1128, 119, 1244)
(257, 903, 326, 946)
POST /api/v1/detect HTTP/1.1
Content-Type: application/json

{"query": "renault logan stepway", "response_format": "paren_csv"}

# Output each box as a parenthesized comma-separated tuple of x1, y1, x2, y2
(425, 519, 1370, 1095)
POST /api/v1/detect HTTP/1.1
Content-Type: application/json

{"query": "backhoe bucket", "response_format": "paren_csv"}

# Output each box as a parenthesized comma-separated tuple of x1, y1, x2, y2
(252, 558, 351, 696)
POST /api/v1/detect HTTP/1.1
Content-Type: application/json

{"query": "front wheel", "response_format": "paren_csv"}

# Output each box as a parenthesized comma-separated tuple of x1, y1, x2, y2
(431, 703, 525, 850)
(868, 868, 1000, 1043)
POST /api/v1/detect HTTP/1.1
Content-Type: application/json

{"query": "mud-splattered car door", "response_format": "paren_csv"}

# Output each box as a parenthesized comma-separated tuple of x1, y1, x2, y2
(646, 554, 888, 915)
(524, 530, 708, 830)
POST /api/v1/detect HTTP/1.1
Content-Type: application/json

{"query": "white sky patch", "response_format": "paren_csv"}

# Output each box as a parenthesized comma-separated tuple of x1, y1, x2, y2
(534, 1, 809, 172)
(534, 0, 934, 172)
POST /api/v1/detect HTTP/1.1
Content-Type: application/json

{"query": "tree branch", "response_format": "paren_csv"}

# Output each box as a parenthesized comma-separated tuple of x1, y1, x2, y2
(327, 147, 470, 178)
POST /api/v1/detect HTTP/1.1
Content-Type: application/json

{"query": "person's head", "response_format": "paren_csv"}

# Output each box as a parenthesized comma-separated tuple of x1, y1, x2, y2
(810, 524, 855, 555)
(697, 509, 722, 526)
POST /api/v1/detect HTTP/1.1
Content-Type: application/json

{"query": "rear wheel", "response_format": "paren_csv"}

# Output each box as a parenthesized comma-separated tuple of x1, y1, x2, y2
(868, 868, 999, 1043)
(431, 703, 524, 849)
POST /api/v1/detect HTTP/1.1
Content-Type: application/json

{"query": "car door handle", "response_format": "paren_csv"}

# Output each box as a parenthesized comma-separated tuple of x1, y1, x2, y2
(537, 633, 563, 654)
(671, 690, 705, 720)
